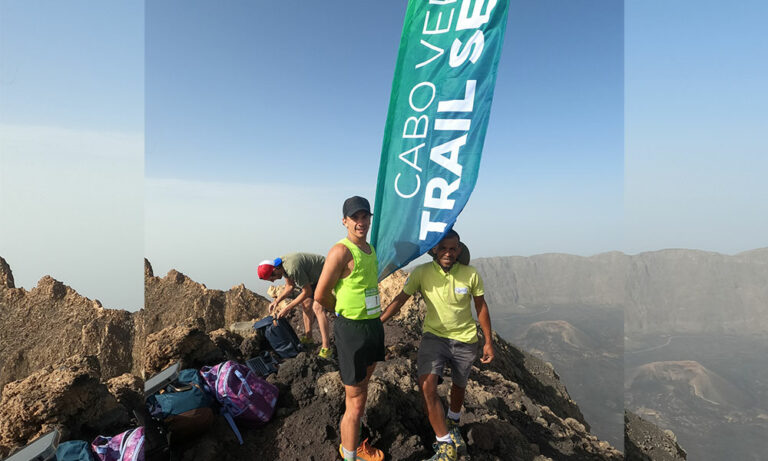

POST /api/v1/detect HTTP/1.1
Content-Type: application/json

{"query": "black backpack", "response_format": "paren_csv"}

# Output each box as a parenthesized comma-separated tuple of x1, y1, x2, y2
(253, 316, 304, 358)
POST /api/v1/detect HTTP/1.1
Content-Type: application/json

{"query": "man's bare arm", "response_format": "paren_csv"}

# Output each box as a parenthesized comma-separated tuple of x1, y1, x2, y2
(380, 291, 411, 323)
(270, 276, 296, 313)
(277, 284, 312, 318)
(313, 244, 349, 312)
(473, 294, 495, 364)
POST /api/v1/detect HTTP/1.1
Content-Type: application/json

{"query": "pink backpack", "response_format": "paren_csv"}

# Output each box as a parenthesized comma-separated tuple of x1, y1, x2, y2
(91, 426, 144, 461)
(199, 361, 279, 443)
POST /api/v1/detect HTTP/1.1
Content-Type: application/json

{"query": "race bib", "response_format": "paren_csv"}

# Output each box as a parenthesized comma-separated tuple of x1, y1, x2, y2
(365, 287, 381, 315)
(455, 286, 468, 295)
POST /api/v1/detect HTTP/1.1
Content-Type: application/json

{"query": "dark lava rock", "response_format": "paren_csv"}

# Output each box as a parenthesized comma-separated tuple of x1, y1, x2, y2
(625, 410, 687, 461)
(161, 271, 622, 461)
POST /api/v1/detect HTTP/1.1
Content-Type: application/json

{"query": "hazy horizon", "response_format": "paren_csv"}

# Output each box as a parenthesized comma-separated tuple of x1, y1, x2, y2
(4, 245, 765, 313)
(1, 0, 765, 312)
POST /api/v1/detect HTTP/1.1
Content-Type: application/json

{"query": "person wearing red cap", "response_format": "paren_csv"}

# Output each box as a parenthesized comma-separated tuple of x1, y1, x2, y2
(314, 196, 384, 461)
(257, 253, 332, 356)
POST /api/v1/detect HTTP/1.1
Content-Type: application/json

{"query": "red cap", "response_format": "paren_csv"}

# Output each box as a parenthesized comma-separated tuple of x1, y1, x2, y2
(257, 259, 276, 279)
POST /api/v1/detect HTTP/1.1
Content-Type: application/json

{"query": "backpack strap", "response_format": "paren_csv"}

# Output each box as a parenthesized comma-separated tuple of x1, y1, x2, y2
(253, 316, 275, 330)
(221, 407, 244, 445)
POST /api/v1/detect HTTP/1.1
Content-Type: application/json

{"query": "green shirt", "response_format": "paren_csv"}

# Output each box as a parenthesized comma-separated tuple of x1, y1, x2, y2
(334, 239, 381, 320)
(403, 261, 485, 343)
(280, 253, 325, 289)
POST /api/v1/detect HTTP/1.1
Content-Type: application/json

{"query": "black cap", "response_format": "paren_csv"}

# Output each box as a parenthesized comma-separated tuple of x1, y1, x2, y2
(343, 196, 372, 217)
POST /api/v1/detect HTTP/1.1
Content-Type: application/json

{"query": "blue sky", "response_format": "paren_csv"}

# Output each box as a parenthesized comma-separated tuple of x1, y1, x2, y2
(1, 0, 765, 308)
(145, 0, 625, 293)
(0, 1, 144, 310)
(625, 0, 767, 254)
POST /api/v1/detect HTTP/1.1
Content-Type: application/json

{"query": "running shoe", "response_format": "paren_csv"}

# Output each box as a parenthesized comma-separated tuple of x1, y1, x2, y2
(338, 438, 384, 461)
(422, 441, 457, 461)
(300, 336, 315, 346)
(318, 347, 333, 359)
(446, 418, 466, 455)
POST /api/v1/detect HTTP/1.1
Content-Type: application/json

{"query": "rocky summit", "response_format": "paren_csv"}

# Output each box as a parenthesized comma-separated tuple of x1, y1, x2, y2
(0, 257, 134, 397)
(145, 269, 622, 460)
(1, 257, 637, 459)
(136, 259, 271, 376)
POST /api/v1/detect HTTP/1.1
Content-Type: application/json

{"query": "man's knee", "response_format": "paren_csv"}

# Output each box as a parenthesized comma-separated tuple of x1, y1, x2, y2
(344, 386, 368, 419)
(419, 374, 439, 397)
(312, 300, 325, 316)
(451, 383, 466, 393)
(302, 298, 313, 312)
(345, 399, 366, 420)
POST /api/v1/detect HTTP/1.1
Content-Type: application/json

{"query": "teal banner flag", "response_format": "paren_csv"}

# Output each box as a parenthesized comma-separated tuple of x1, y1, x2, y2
(372, 0, 509, 279)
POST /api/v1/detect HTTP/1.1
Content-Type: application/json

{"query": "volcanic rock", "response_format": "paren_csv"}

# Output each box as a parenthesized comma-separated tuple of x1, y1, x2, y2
(141, 323, 227, 376)
(266, 284, 301, 301)
(0, 259, 135, 396)
(0, 256, 14, 289)
(157, 270, 622, 460)
(238, 329, 268, 358)
(0, 355, 132, 458)
(106, 373, 145, 417)
(624, 410, 687, 460)
(134, 262, 271, 374)
(208, 328, 245, 362)
(0, 257, 634, 460)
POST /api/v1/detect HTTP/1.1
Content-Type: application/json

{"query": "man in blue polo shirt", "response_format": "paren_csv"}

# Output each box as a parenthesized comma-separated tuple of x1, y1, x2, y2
(381, 230, 494, 461)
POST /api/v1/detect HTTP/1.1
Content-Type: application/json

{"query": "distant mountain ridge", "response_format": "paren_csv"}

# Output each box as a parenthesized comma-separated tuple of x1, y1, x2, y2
(473, 248, 768, 334)
(473, 251, 626, 308)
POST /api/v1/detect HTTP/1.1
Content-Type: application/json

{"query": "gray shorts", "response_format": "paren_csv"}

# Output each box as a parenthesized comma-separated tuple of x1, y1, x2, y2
(417, 332, 479, 388)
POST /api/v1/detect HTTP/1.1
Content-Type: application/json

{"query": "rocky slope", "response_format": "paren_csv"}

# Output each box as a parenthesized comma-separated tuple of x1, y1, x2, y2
(625, 361, 751, 409)
(0, 256, 134, 396)
(3, 255, 707, 459)
(0, 355, 142, 458)
(143, 269, 622, 460)
(624, 356, 768, 461)
(0, 257, 269, 456)
(134, 259, 270, 375)
(624, 410, 686, 461)
(0, 257, 283, 391)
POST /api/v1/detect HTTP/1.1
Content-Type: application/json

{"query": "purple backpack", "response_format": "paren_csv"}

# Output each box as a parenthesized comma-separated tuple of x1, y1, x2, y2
(91, 426, 144, 461)
(199, 361, 279, 443)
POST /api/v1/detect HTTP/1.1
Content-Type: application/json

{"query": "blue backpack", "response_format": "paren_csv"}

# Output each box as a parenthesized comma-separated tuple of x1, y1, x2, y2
(145, 368, 215, 438)
(54, 441, 95, 460)
(253, 316, 304, 358)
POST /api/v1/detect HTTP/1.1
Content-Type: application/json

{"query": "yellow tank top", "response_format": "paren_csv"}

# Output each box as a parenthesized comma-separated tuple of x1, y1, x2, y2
(334, 238, 380, 320)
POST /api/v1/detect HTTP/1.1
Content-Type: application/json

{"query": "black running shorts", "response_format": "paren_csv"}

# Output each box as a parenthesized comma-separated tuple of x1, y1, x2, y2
(334, 315, 385, 385)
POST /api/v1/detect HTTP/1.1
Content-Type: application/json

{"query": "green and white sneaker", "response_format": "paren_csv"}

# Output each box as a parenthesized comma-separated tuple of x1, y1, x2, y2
(422, 441, 457, 461)
(318, 347, 333, 359)
(446, 419, 467, 456)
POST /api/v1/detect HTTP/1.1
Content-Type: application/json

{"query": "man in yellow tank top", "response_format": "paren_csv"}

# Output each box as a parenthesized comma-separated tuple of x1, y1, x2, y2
(314, 196, 385, 461)
(381, 230, 494, 461)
